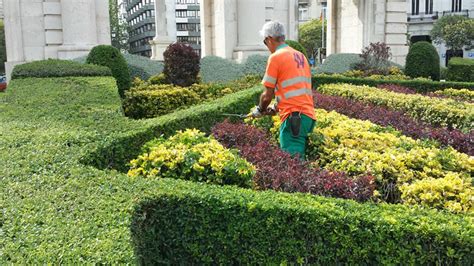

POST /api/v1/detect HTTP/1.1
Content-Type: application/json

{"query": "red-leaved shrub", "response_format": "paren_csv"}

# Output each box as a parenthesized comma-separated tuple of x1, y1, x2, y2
(212, 120, 375, 202)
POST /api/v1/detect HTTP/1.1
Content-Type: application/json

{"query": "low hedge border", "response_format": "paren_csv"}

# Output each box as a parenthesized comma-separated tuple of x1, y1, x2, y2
(1, 76, 473, 263)
(312, 74, 474, 93)
(11, 59, 112, 79)
(132, 178, 474, 264)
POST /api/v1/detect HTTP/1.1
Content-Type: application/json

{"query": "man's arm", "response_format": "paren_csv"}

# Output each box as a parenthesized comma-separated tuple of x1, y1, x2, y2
(258, 86, 275, 112)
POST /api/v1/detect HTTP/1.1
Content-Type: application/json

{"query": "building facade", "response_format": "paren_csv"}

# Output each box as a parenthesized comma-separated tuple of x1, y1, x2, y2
(327, 0, 409, 65)
(4, 0, 110, 80)
(126, 0, 201, 58)
(200, 0, 299, 62)
(407, 0, 474, 66)
(176, 0, 201, 56)
(298, 0, 327, 23)
(125, 0, 156, 57)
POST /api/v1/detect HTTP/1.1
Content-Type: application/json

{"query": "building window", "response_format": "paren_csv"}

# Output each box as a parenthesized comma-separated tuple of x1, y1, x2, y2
(299, 4, 309, 21)
(425, 0, 433, 14)
(412, 0, 419, 15)
(452, 0, 462, 12)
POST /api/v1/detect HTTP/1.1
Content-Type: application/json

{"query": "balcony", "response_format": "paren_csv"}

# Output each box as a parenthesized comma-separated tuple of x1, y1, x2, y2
(407, 12, 439, 23)
(408, 9, 470, 24)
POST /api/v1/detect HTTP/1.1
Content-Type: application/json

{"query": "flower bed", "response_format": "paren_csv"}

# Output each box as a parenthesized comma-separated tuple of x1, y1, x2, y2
(2, 75, 473, 263)
(318, 83, 474, 131)
(313, 92, 473, 156)
(377, 84, 474, 103)
(249, 109, 473, 213)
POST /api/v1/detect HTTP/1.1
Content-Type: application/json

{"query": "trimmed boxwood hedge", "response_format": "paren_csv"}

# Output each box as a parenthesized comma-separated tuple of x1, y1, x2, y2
(11, 59, 112, 79)
(1, 76, 473, 263)
(447, 57, 474, 82)
(312, 74, 474, 93)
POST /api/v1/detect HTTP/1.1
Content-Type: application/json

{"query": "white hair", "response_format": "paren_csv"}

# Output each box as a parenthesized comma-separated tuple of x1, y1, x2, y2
(259, 21, 286, 39)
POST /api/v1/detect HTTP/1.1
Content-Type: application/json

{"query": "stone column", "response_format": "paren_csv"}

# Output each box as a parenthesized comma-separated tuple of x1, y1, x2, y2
(150, 0, 176, 61)
(58, 0, 98, 59)
(4, 0, 25, 81)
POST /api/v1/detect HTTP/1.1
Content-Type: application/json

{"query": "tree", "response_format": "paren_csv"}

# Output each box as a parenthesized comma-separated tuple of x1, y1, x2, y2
(0, 20, 7, 74)
(431, 15, 468, 46)
(298, 19, 326, 60)
(109, 0, 129, 52)
(443, 19, 474, 51)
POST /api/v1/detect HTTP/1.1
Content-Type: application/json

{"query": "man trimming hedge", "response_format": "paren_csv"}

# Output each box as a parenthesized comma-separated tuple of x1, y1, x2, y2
(251, 21, 316, 159)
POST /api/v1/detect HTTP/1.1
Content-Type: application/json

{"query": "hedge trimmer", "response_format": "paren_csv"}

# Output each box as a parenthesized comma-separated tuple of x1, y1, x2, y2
(220, 113, 250, 119)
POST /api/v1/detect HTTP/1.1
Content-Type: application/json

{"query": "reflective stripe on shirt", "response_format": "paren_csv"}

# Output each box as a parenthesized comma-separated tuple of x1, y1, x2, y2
(284, 88, 313, 99)
(281, 76, 312, 89)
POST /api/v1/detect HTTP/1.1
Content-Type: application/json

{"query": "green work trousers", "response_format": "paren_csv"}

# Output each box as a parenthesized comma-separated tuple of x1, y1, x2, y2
(279, 114, 315, 159)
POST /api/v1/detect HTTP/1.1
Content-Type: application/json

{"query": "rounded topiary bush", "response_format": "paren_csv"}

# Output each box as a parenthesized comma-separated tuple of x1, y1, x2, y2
(405, 41, 440, 81)
(163, 43, 200, 87)
(285, 40, 308, 59)
(86, 45, 131, 97)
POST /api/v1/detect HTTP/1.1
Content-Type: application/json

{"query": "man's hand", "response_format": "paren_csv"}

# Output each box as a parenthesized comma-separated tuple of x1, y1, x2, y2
(266, 103, 278, 116)
(250, 106, 264, 118)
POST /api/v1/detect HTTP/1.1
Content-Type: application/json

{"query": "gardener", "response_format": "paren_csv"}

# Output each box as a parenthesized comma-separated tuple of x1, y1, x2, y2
(251, 21, 316, 159)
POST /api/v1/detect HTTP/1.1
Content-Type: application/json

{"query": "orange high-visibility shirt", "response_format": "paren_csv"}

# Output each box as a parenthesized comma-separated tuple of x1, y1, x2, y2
(262, 44, 315, 122)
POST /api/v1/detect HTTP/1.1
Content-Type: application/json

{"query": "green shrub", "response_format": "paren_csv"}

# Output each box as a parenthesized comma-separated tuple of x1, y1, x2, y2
(163, 43, 200, 87)
(440, 67, 448, 80)
(405, 41, 440, 80)
(317, 53, 362, 73)
(74, 53, 164, 80)
(447, 57, 474, 82)
(131, 179, 474, 265)
(123, 85, 201, 118)
(312, 74, 474, 93)
(122, 82, 243, 119)
(285, 39, 308, 59)
(242, 54, 268, 76)
(148, 73, 168, 85)
(11, 59, 112, 79)
(86, 45, 132, 97)
(128, 129, 255, 187)
(200, 56, 244, 83)
(123, 53, 163, 80)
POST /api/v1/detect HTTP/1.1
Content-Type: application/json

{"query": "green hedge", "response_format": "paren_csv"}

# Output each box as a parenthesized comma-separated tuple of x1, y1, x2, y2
(312, 74, 474, 93)
(11, 59, 112, 79)
(2, 76, 473, 263)
(447, 57, 474, 82)
(131, 180, 474, 265)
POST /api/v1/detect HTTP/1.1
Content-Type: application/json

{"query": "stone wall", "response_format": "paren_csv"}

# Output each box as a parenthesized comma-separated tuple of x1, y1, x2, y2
(4, 0, 110, 80)
(200, 0, 298, 63)
(327, 0, 409, 66)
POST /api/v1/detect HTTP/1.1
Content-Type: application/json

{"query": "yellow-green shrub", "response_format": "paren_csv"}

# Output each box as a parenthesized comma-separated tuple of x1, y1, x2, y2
(318, 83, 474, 131)
(401, 173, 473, 213)
(122, 83, 238, 119)
(249, 109, 473, 212)
(434, 88, 474, 102)
(128, 129, 255, 187)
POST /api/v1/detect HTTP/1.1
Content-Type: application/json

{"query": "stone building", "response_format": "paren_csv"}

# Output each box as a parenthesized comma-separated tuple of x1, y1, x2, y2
(298, 0, 327, 23)
(407, 0, 474, 66)
(327, 0, 409, 65)
(3, 0, 110, 80)
(197, 0, 299, 62)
